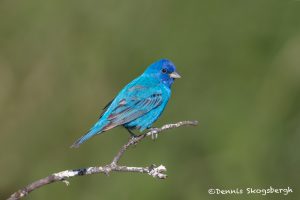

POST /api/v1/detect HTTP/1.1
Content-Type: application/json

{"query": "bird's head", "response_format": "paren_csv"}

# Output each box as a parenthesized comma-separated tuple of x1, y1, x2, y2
(144, 59, 181, 88)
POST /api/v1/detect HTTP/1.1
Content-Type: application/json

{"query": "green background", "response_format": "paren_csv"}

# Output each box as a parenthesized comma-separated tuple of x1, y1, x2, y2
(1, 0, 300, 199)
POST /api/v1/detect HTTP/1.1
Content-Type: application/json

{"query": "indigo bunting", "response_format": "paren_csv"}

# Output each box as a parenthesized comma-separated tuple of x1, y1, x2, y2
(71, 59, 181, 148)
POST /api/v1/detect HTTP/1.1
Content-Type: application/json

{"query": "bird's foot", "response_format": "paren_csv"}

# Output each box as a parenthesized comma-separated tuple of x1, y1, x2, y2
(130, 134, 139, 139)
(128, 134, 139, 146)
(149, 128, 159, 140)
(132, 136, 139, 146)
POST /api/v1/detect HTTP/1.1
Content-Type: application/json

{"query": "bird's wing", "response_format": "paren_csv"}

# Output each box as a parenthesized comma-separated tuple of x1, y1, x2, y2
(102, 90, 163, 131)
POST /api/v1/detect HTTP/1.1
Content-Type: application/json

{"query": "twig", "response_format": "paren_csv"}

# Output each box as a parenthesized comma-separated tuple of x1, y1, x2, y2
(7, 120, 198, 200)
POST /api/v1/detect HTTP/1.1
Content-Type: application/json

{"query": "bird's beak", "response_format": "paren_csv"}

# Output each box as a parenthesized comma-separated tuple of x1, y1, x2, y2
(169, 71, 181, 79)
(170, 71, 181, 78)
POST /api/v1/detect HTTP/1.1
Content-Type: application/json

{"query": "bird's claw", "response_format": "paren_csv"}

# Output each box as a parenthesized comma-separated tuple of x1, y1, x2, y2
(129, 136, 139, 146)
(149, 128, 159, 140)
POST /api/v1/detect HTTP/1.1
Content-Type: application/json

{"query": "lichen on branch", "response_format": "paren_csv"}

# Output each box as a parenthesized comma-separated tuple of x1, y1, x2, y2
(7, 120, 198, 200)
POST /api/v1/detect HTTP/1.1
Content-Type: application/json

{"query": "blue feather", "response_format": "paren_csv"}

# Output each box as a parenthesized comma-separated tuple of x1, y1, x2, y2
(71, 59, 180, 148)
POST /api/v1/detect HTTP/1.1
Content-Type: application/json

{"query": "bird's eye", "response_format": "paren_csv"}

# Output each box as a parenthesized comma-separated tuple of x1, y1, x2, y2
(161, 68, 167, 74)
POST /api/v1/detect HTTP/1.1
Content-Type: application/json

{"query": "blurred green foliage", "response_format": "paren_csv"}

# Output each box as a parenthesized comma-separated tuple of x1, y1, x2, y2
(1, 0, 300, 199)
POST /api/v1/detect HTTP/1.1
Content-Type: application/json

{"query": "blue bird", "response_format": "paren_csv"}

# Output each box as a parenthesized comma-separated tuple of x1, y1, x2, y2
(71, 59, 181, 148)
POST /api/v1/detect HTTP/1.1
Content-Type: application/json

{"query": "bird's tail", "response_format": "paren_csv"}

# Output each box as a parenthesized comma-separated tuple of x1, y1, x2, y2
(70, 126, 103, 148)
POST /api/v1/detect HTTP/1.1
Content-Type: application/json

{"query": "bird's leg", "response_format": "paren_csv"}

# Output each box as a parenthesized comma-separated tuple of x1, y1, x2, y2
(149, 128, 159, 140)
(126, 128, 138, 138)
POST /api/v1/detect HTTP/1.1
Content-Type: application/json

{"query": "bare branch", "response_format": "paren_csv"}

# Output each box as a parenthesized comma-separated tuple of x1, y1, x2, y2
(7, 120, 198, 200)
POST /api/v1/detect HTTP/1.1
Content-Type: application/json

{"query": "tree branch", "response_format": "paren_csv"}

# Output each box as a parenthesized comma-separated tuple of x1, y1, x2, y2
(7, 120, 198, 200)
